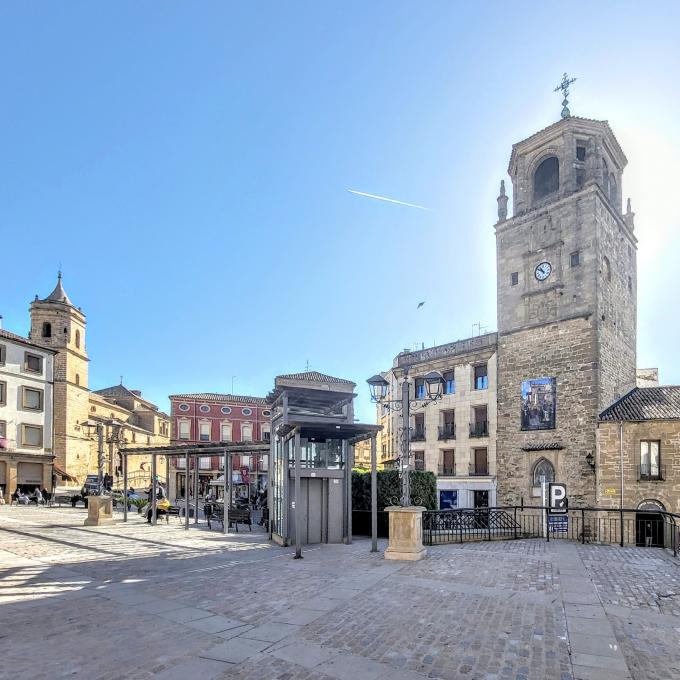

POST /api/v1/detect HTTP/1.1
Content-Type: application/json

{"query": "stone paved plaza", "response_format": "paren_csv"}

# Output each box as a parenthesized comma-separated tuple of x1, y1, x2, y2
(1, 507, 679, 680)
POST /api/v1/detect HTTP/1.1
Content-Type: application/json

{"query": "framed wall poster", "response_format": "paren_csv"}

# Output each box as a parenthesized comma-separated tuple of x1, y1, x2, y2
(521, 377, 556, 430)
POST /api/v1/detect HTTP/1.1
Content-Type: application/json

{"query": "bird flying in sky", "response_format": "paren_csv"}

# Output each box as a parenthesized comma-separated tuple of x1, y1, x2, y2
(347, 189, 430, 211)
(417, 301, 426, 309)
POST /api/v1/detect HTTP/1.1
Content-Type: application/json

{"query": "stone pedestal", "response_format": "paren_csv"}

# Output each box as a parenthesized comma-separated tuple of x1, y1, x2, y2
(384, 506, 427, 561)
(84, 496, 114, 526)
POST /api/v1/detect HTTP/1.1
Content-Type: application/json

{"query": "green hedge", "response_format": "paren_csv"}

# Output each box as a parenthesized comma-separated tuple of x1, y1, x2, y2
(352, 470, 437, 511)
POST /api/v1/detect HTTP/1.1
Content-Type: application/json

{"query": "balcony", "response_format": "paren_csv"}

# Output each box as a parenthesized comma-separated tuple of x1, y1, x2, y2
(638, 464, 665, 481)
(411, 426, 426, 442)
(469, 421, 488, 437)
(437, 464, 456, 476)
(469, 462, 489, 476)
(438, 424, 456, 440)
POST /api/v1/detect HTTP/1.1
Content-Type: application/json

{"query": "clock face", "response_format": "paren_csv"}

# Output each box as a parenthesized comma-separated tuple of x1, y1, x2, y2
(535, 261, 553, 281)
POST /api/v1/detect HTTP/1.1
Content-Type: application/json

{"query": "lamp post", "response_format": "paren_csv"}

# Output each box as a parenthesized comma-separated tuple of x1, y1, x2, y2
(367, 369, 444, 507)
(83, 420, 128, 494)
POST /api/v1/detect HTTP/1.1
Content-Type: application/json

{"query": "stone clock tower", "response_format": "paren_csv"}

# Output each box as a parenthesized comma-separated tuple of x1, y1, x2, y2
(495, 114, 637, 505)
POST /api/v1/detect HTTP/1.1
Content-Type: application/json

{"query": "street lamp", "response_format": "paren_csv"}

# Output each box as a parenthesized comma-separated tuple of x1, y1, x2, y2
(83, 420, 105, 494)
(367, 368, 444, 507)
(585, 451, 595, 470)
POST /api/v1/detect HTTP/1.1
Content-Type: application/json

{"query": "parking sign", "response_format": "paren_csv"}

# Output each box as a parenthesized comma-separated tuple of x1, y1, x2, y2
(549, 483, 567, 514)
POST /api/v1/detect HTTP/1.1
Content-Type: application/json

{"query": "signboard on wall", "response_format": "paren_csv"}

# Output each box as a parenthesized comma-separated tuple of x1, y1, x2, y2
(549, 483, 568, 513)
(521, 377, 556, 430)
(548, 515, 568, 533)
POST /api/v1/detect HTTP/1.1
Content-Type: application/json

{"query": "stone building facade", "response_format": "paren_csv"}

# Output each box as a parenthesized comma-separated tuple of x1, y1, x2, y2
(0, 328, 56, 497)
(377, 333, 498, 509)
(495, 117, 638, 506)
(597, 386, 680, 514)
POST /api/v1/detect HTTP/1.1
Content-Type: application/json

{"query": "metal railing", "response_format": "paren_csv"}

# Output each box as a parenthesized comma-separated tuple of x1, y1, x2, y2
(411, 426, 426, 441)
(438, 424, 456, 440)
(422, 505, 680, 557)
(468, 462, 488, 476)
(469, 421, 488, 437)
(437, 464, 456, 476)
(638, 464, 665, 481)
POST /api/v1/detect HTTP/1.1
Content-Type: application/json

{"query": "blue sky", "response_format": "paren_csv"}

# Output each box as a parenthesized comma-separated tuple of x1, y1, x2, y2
(2, 2, 679, 422)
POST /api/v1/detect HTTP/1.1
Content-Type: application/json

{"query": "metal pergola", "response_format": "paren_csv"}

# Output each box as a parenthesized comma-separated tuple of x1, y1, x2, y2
(119, 442, 269, 534)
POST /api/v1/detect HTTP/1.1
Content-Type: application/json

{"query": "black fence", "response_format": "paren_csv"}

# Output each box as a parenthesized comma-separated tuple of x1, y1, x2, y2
(422, 505, 680, 557)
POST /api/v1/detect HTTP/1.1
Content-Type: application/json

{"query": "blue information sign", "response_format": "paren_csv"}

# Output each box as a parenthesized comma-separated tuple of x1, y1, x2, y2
(548, 515, 568, 533)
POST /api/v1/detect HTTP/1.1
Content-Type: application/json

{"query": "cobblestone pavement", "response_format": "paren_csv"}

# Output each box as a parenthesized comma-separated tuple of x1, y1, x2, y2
(1, 507, 679, 680)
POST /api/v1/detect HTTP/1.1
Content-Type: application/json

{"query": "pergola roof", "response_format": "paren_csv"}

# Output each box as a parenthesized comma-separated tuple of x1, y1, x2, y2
(119, 441, 270, 457)
(277, 421, 381, 442)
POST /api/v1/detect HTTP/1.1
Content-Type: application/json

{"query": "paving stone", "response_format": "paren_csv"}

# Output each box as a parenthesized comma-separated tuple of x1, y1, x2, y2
(157, 657, 229, 680)
(184, 614, 247, 633)
(570, 652, 629, 671)
(269, 640, 339, 668)
(240, 622, 300, 642)
(157, 606, 214, 623)
(569, 633, 621, 657)
(271, 607, 325, 625)
(200, 637, 272, 663)
(316, 653, 390, 680)
(215, 624, 254, 640)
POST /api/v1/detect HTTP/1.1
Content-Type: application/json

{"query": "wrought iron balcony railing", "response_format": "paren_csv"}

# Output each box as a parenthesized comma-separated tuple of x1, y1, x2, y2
(411, 426, 426, 442)
(469, 421, 488, 437)
(437, 464, 456, 476)
(438, 424, 456, 440)
(469, 462, 489, 476)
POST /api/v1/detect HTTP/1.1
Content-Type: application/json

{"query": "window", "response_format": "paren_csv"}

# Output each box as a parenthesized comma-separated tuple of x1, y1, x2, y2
(414, 378, 426, 399)
(178, 420, 190, 440)
(199, 404, 210, 413)
(24, 353, 43, 374)
(602, 256, 611, 281)
(414, 451, 425, 471)
(75, 374, 80, 386)
(439, 410, 455, 439)
(262, 428, 271, 442)
(199, 457, 211, 470)
(440, 449, 455, 476)
(533, 458, 555, 486)
(21, 424, 43, 448)
(199, 422, 211, 441)
(0, 381, 5, 406)
(242, 423, 253, 442)
(22, 387, 43, 411)
(262, 410, 271, 417)
(472, 448, 488, 475)
(474, 364, 488, 390)
(0, 421, 6, 438)
(640, 440, 660, 479)
(220, 423, 232, 442)
(576, 145, 586, 161)
(443, 370, 455, 394)
(439, 489, 457, 509)
(178, 403, 190, 412)
(609, 174, 617, 204)
(576, 169, 585, 190)
(75, 329, 81, 348)
(511, 272, 519, 286)
(0, 345, 5, 365)
(570, 251, 580, 268)
(221, 406, 232, 415)
(628, 276, 632, 293)
(412, 414, 425, 441)
(131, 432, 136, 443)
(42, 322, 52, 338)
(242, 407, 253, 416)
(533, 156, 559, 202)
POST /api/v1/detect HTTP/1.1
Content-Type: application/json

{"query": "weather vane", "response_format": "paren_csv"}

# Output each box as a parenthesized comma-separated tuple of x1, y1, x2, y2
(554, 72, 577, 119)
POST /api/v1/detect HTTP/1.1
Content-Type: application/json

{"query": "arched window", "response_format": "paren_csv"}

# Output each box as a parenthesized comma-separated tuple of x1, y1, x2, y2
(602, 256, 611, 282)
(42, 322, 52, 338)
(609, 174, 617, 204)
(533, 157, 559, 202)
(75, 330, 81, 349)
(532, 458, 555, 486)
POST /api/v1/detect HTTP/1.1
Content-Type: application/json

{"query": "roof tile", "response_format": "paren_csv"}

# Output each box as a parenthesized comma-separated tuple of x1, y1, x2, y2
(599, 386, 680, 421)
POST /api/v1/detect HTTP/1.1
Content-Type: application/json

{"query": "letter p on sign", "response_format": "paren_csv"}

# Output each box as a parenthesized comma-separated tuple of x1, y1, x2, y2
(549, 483, 567, 513)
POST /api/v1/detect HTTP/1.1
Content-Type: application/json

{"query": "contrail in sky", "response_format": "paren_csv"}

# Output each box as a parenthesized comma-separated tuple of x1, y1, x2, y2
(347, 189, 431, 211)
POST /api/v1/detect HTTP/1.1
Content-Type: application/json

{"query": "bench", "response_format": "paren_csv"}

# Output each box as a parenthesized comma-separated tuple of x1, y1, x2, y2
(165, 505, 182, 523)
(206, 505, 252, 532)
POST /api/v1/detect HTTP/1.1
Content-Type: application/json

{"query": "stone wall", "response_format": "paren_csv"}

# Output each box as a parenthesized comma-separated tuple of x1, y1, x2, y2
(596, 421, 680, 513)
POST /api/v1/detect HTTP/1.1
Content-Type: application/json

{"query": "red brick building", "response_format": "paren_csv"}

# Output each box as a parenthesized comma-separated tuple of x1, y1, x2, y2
(167, 393, 271, 501)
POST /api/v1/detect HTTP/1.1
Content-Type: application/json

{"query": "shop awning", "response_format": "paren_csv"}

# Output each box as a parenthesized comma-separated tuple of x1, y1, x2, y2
(54, 465, 79, 483)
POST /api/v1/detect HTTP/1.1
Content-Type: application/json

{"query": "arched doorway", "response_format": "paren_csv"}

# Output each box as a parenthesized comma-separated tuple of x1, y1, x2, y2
(636, 500, 665, 548)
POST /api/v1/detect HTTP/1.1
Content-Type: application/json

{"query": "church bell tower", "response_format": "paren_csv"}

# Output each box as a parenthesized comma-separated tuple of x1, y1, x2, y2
(30, 273, 92, 479)
(495, 85, 637, 505)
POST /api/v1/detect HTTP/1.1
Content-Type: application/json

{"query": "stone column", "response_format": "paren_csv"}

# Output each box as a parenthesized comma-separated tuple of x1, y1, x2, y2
(384, 506, 427, 561)
(84, 496, 114, 526)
